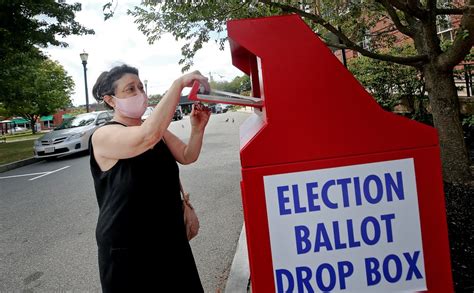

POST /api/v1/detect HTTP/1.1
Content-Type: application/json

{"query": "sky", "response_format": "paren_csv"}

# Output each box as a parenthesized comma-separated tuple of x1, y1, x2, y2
(43, 0, 243, 107)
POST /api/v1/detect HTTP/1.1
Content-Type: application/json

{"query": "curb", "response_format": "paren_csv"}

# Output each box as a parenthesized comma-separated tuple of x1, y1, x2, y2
(225, 223, 251, 293)
(0, 157, 41, 173)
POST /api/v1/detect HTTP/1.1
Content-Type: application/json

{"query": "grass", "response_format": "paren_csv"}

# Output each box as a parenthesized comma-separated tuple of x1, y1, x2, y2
(0, 131, 46, 165)
(2, 132, 44, 142)
(0, 140, 36, 165)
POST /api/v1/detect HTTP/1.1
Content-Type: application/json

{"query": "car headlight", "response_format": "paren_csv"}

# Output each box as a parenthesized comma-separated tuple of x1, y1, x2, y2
(34, 139, 41, 146)
(68, 132, 85, 140)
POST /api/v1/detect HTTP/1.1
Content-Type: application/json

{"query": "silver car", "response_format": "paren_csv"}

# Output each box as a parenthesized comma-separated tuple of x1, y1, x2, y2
(33, 111, 113, 158)
(141, 106, 154, 121)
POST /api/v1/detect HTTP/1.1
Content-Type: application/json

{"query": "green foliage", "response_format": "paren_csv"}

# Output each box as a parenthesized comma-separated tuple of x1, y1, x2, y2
(127, 1, 281, 72)
(0, 0, 94, 56)
(0, 103, 8, 118)
(315, 0, 397, 49)
(348, 45, 431, 123)
(210, 75, 251, 94)
(104, 0, 474, 182)
(148, 94, 163, 105)
(0, 0, 93, 131)
(110, 0, 472, 73)
(122, 0, 417, 71)
(0, 56, 74, 133)
(0, 50, 44, 107)
(463, 115, 474, 127)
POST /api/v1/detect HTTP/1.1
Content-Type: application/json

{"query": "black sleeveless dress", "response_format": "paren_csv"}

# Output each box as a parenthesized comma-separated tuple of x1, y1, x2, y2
(90, 121, 203, 292)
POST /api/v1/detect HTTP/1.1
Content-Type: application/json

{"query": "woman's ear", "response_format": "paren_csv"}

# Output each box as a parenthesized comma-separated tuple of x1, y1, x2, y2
(103, 95, 115, 108)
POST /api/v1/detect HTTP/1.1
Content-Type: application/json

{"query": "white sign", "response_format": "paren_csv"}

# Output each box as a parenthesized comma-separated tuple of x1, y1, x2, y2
(263, 158, 426, 292)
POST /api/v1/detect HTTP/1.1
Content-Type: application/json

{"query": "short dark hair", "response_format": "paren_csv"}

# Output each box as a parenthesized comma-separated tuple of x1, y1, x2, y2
(92, 64, 139, 109)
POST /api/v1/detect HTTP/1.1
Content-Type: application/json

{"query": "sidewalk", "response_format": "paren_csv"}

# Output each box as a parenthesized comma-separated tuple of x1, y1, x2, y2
(2, 137, 39, 142)
(225, 223, 251, 293)
(0, 157, 41, 173)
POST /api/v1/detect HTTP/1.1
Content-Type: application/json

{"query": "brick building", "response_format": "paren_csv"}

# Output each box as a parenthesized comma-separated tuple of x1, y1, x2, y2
(332, 1, 473, 103)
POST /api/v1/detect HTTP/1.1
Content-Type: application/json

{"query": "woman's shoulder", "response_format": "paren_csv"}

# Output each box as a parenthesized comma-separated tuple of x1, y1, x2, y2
(93, 122, 125, 136)
(91, 124, 123, 151)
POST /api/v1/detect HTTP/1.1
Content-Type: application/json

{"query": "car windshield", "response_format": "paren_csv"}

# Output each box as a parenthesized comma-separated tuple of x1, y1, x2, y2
(54, 113, 97, 130)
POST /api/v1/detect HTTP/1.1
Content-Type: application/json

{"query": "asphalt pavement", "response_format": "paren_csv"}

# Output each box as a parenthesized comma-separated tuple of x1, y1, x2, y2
(0, 110, 252, 292)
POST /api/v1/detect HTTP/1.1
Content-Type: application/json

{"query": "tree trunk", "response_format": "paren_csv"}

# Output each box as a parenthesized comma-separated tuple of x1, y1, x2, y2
(423, 64, 472, 183)
(30, 118, 36, 134)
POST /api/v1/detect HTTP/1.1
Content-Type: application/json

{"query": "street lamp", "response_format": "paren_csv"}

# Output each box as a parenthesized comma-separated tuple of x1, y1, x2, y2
(144, 79, 148, 95)
(80, 51, 90, 112)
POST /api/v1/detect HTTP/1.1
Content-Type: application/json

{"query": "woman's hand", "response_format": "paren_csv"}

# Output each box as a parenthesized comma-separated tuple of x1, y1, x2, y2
(176, 70, 211, 132)
(190, 102, 211, 132)
(178, 70, 210, 92)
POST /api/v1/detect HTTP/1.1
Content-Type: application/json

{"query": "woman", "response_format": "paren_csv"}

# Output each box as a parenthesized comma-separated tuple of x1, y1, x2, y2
(90, 64, 210, 292)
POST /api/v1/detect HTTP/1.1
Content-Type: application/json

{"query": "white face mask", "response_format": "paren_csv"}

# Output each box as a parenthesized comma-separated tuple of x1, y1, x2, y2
(112, 93, 148, 119)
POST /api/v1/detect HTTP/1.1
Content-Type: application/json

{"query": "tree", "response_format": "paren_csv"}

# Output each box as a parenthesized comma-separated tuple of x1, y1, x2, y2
(348, 44, 431, 124)
(120, 0, 474, 183)
(0, 0, 93, 113)
(0, 0, 94, 57)
(210, 75, 251, 94)
(0, 104, 8, 119)
(1, 56, 74, 134)
(148, 94, 163, 105)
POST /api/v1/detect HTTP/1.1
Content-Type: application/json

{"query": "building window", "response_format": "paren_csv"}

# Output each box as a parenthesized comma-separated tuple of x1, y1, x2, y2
(436, 0, 454, 41)
(437, 15, 453, 41)
(361, 34, 371, 50)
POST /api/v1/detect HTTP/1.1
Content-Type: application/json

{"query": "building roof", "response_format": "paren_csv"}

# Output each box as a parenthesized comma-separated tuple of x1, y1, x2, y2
(40, 115, 53, 121)
(12, 118, 29, 124)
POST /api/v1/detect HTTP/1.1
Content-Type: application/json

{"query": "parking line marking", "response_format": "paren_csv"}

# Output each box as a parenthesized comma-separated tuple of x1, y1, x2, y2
(0, 166, 72, 181)
(0, 172, 49, 179)
(29, 166, 71, 181)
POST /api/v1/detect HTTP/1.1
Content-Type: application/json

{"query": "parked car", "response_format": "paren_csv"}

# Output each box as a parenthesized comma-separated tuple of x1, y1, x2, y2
(141, 106, 154, 120)
(209, 104, 225, 114)
(173, 105, 183, 120)
(7, 126, 27, 134)
(215, 104, 223, 114)
(33, 111, 112, 158)
(221, 104, 231, 113)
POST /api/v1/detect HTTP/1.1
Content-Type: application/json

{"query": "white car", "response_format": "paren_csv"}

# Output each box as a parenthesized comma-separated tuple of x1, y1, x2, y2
(215, 104, 223, 114)
(221, 104, 231, 113)
(33, 111, 112, 158)
(7, 126, 26, 134)
(141, 106, 154, 120)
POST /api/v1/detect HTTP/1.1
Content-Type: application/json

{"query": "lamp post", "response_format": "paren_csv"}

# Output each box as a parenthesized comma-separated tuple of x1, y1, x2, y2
(80, 51, 90, 112)
(144, 79, 148, 95)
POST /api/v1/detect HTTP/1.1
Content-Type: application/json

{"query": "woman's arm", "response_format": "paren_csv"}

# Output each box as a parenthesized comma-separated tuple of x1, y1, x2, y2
(164, 103, 211, 164)
(93, 72, 209, 160)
